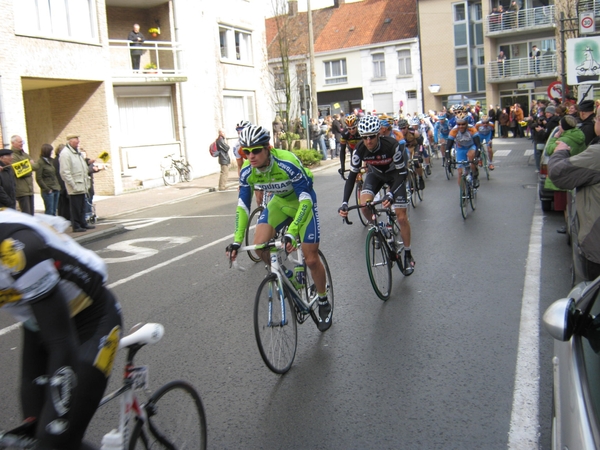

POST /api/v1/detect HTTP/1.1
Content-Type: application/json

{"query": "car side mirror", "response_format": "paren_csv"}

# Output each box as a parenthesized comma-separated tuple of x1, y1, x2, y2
(543, 298, 577, 341)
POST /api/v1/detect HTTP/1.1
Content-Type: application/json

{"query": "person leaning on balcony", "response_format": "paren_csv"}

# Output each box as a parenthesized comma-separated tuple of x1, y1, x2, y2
(497, 51, 507, 77)
(11, 135, 37, 215)
(128, 23, 145, 71)
(508, 1, 520, 27)
(530, 45, 541, 74)
(548, 116, 600, 281)
(578, 100, 597, 146)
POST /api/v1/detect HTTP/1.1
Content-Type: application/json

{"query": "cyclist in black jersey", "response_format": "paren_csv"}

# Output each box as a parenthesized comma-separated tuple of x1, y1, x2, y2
(338, 114, 361, 179)
(0, 209, 122, 449)
(338, 116, 415, 275)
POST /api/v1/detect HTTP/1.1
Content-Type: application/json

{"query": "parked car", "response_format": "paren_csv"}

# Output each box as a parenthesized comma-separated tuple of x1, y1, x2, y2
(543, 277, 600, 449)
(566, 189, 590, 286)
(538, 126, 561, 212)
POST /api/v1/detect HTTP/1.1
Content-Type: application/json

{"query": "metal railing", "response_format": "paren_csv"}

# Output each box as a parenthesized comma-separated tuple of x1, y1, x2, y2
(108, 39, 185, 77)
(487, 54, 557, 81)
(485, 5, 555, 34)
(579, 0, 600, 15)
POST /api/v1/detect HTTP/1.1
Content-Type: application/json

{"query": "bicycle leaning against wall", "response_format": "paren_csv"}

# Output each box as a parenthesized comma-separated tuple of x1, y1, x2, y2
(161, 153, 194, 186)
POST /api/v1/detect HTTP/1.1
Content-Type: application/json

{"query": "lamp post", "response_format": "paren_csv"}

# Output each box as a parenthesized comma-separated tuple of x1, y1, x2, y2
(307, 0, 318, 121)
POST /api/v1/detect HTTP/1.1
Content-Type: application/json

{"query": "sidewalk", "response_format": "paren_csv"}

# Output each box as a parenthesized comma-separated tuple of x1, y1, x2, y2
(36, 158, 342, 244)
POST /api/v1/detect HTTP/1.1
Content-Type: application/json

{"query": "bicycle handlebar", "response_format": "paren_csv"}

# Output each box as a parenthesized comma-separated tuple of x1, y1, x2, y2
(342, 199, 388, 225)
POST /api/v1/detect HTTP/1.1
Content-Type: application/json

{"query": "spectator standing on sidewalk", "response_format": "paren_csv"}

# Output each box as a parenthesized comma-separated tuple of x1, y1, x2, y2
(35, 144, 61, 216)
(216, 128, 231, 191)
(59, 134, 93, 232)
(578, 100, 597, 146)
(0, 149, 16, 209)
(331, 114, 343, 158)
(53, 144, 70, 220)
(548, 116, 600, 280)
(11, 135, 37, 215)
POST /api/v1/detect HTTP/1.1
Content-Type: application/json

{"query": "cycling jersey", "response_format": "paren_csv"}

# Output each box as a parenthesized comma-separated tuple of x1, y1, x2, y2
(339, 129, 361, 172)
(475, 121, 495, 142)
(448, 126, 479, 149)
(404, 129, 420, 149)
(236, 149, 318, 243)
(342, 136, 408, 206)
(0, 209, 122, 449)
(449, 114, 475, 128)
(437, 120, 451, 139)
(233, 141, 248, 160)
(382, 129, 405, 144)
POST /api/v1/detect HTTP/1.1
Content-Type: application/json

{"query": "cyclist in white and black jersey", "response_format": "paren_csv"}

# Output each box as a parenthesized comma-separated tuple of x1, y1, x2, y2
(0, 208, 122, 449)
(338, 115, 415, 275)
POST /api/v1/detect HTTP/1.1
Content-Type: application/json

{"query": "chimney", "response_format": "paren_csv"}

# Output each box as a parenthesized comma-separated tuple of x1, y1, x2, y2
(333, 0, 346, 7)
(288, 0, 298, 16)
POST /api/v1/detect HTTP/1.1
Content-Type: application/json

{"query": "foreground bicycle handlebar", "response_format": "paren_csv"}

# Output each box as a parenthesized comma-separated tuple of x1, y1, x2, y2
(342, 198, 387, 225)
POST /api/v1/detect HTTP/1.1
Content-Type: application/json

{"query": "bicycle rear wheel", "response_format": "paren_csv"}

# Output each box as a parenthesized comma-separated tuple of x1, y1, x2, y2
(365, 228, 392, 301)
(245, 206, 264, 263)
(481, 146, 490, 180)
(182, 163, 194, 182)
(460, 177, 468, 219)
(470, 183, 477, 211)
(130, 380, 207, 450)
(162, 166, 178, 186)
(355, 179, 368, 226)
(408, 172, 418, 208)
(254, 275, 297, 374)
(305, 250, 334, 331)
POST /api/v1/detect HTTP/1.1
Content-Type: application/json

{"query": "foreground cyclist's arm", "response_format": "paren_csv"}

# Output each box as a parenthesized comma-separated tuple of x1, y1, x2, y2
(386, 142, 409, 199)
(233, 163, 254, 244)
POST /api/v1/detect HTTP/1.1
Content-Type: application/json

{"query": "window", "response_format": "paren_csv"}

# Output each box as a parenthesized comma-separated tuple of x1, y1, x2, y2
(219, 25, 253, 64)
(372, 53, 386, 78)
(273, 67, 285, 90)
(397, 49, 412, 75)
(454, 3, 466, 21)
(296, 63, 308, 85)
(117, 93, 175, 145)
(456, 68, 470, 92)
(324, 59, 347, 85)
(14, 0, 98, 42)
(223, 94, 256, 135)
(373, 93, 393, 114)
(406, 91, 417, 99)
(456, 48, 469, 66)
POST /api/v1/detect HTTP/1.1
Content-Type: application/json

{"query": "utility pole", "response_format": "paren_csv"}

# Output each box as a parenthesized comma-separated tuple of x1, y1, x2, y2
(307, 0, 318, 121)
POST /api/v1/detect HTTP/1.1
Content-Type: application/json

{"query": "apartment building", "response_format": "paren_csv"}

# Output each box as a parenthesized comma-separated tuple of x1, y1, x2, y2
(266, 0, 422, 123)
(0, 0, 272, 195)
(419, 0, 558, 115)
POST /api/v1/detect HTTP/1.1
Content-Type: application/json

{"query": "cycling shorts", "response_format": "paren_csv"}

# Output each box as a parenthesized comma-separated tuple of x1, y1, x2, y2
(361, 171, 408, 209)
(257, 192, 320, 243)
(479, 133, 493, 144)
(456, 146, 476, 169)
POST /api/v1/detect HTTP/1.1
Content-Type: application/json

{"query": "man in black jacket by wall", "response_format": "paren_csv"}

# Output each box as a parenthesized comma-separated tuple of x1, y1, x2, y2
(578, 100, 596, 146)
(533, 105, 560, 171)
(0, 149, 16, 208)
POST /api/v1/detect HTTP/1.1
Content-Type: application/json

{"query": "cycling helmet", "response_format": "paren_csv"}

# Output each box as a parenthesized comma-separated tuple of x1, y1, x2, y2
(357, 115, 381, 135)
(236, 120, 252, 131)
(398, 119, 409, 129)
(480, 115, 489, 123)
(437, 114, 447, 120)
(344, 114, 358, 127)
(454, 105, 466, 119)
(456, 117, 468, 124)
(409, 117, 420, 127)
(379, 118, 391, 128)
(418, 113, 426, 120)
(239, 125, 271, 147)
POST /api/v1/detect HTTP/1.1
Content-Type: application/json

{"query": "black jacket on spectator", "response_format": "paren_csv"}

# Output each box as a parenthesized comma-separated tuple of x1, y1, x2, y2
(535, 115, 561, 145)
(0, 162, 16, 208)
(579, 114, 596, 146)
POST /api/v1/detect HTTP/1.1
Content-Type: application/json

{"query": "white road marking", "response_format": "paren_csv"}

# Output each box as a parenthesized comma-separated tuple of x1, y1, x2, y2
(507, 202, 542, 449)
(494, 150, 512, 157)
(0, 322, 21, 336)
(101, 215, 235, 230)
(100, 237, 193, 263)
(524, 150, 533, 156)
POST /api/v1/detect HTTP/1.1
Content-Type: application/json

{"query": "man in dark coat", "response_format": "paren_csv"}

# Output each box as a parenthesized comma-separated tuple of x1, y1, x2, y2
(216, 129, 231, 191)
(578, 99, 596, 146)
(128, 23, 145, 70)
(0, 149, 16, 208)
(331, 114, 344, 158)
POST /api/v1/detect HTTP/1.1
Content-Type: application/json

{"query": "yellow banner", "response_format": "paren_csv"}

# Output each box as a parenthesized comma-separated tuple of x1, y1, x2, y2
(12, 159, 32, 178)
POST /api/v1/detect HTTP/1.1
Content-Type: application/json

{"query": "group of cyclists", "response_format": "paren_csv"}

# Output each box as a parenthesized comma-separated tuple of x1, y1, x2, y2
(0, 104, 499, 449)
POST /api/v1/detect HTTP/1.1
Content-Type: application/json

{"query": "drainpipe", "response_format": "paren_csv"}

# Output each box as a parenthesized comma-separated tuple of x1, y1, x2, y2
(170, 0, 189, 161)
(0, 75, 8, 148)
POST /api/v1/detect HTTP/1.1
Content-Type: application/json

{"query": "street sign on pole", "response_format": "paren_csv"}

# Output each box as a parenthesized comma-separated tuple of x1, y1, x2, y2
(580, 12, 596, 35)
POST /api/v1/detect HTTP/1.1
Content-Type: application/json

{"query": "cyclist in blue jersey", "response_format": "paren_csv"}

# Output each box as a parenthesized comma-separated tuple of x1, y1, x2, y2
(447, 114, 482, 188)
(226, 125, 332, 331)
(437, 114, 452, 167)
(474, 115, 495, 170)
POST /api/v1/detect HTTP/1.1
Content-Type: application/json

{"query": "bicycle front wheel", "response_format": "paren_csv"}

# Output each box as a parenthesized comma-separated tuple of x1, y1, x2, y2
(162, 166, 179, 186)
(460, 177, 468, 219)
(245, 206, 264, 263)
(365, 229, 392, 301)
(481, 147, 490, 180)
(182, 163, 194, 182)
(254, 275, 298, 374)
(130, 380, 207, 450)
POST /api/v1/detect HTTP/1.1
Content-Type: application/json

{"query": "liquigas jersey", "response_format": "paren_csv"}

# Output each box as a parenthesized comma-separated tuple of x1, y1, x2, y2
(235, 149, 315, 243)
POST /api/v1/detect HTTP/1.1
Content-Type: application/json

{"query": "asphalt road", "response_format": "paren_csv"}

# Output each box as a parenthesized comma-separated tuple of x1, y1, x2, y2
(0, 142, 572, 449)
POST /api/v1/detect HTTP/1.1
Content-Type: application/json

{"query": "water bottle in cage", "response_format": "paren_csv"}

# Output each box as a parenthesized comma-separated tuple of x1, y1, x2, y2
(294, 265, 305, 286)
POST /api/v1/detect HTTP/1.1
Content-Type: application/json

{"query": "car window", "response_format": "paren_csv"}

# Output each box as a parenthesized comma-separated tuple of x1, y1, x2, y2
(580, 286, 600, 436)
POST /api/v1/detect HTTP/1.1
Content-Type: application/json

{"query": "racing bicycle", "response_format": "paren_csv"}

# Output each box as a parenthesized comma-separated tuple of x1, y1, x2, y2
(344, 199, 411, 301)
(0, 323, 207, 449)
(456, 159, 479, 220)
(162, 153, 194, 186)
(233, 239, 334, 374)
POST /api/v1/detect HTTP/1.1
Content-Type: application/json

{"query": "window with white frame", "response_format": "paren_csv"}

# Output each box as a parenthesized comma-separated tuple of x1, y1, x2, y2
(372, 53, 386, 79)
(14, 0, 98, 42)
(397, 49, 412, 75)
(273, 66, 286, 90)
(223, 94, 256, 136)
(219, 25, 253, 64)
(324, 59, 347, 85)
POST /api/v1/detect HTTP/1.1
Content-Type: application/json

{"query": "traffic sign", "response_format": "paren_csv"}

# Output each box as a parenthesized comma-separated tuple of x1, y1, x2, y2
(547, 81, 565, 101)
(580, 12, 596, 34)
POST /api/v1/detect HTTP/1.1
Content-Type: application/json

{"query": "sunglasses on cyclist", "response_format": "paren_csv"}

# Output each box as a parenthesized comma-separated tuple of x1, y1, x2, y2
(347, 126, 357, 131)
(242, 146, 265, 156)
(362, 134, 378, 141)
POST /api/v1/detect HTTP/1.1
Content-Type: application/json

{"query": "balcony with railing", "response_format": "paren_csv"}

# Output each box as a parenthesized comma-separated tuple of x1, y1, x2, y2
(579, 0, 600, 15)
(485, 5, 555, 36)
(108, 39, 187, 83)
(487, 54, 557, 83)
